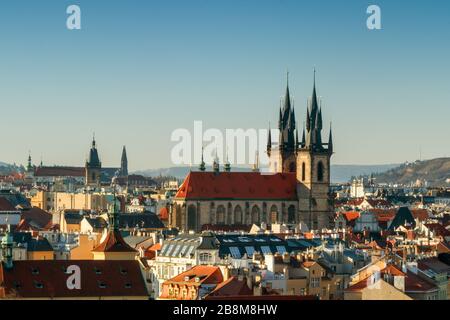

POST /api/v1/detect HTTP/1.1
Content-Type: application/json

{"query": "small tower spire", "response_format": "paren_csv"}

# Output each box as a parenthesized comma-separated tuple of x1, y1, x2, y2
(199, 147, 206, 171)
(252, 150, 260, 172)
(213, 149, 220, 174)
(301, 122, 306, 148)
(328, 122, 333, 154)
(267, 123, 272, 154)
(224, 147, 231, 172)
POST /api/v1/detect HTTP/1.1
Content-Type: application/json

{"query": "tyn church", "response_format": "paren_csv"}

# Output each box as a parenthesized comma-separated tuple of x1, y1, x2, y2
(171, 73, 334, 232)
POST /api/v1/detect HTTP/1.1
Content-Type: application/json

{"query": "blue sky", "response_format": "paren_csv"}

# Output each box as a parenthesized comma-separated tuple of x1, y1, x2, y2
(0, 0, 449, 170)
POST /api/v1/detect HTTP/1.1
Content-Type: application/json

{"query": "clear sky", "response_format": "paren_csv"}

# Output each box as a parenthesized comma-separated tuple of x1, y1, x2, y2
(0, 0, 449, 171)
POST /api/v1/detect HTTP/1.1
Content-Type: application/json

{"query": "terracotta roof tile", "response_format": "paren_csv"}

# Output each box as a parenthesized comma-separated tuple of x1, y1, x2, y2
(0, 260, 148, 298)
(175, 172, 297, 200)
(92, 230, 137, 253)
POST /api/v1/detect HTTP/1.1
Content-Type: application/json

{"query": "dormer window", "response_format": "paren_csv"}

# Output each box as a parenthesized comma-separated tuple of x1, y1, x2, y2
(94, 267, 102, 275)
(98, 281, 107, 288)
(120, 268, 128, 275)
(34, 281, 44, 289)
(31, 268, 39, 275)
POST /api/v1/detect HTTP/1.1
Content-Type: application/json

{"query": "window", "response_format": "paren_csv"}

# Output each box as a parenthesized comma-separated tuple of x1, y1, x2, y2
(185, 245, 195, 257)
(302, 162, 305, 181)
(317, 161, 324, 182)
(229, 247, 241, 258)
(245, 246, 255, 256)
(260, 246, 272, 255)
(310, 277, 320, 288)
(199, 252, 212, 263)
(166, 244, 175, 256)
(172, 245, 182, 257)
(276, 246, 287, 254)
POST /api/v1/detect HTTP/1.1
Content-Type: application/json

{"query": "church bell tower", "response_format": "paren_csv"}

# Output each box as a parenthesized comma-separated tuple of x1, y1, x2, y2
(85, 135, 102, 187)
(296, 72, 333, 230)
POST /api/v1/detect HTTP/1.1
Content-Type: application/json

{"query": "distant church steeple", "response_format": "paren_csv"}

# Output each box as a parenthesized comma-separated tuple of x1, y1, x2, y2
(85, 134, 102, 186)
(120, 146, 128, 177)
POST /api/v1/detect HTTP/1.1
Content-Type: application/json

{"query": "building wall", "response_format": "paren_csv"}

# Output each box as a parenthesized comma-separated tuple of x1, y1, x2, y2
(172, 199, 298, 232)
(92, 251, 137, 261)
(297, 150, 332, 230)
(27, 251, 54, 261)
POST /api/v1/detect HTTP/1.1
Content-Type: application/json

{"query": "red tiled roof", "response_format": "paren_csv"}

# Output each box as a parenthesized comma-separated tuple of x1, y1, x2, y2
(381, 265, 406, 277)
(367, 199, 392, 207)
(405, 271, 438, 293)
(21, 207, 52, 230)
(159, 207, 169, 221)
(206, 276, 253, 297)
(0, 260, 148, 298)
(346, 198, 364, 206)
(92, 230, 137, 253)
(164, 266, 223, 285)
(425, 223, 450, 237)
(342, 211, 360, 222)
(411, 209, 429, 221)
(144, 243, 161, 259)
(175, 172, 297, 200)
(0, 197, 15, 211)
(34, 166, 85, 177)
(371, 209, 396, 222)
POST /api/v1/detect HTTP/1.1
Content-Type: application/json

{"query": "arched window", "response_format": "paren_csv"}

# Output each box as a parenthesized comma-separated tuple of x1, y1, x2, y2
(199, 252, 212, 263)
(288, 205, 296, 223)
(301, 162, 305, 181)
(234, 205, 243, 224)
(270, 205, 278, 223)
(187, 205, 197, 231)
(251, 205, 260, 224)
(317, 161, 324, 182)
(216, 205, 226, 224)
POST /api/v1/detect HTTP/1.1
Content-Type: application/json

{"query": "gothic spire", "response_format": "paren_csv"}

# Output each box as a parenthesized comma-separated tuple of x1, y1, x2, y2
(301, 125, 306, 147)
(328, 122, 333, 154)
(224, 147, 231, 172)
(213, 149, 220, 173)
(120, 146, 128, 176)
(267, 125, 272, 153)
(199, 147, 206, 171)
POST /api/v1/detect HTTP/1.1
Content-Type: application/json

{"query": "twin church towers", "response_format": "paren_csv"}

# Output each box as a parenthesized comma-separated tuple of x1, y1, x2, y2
(267, 71, 334, 230)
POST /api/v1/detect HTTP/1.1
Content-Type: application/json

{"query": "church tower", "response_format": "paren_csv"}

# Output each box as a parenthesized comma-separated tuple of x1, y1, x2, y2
(120, 146, 128, 177)
(296, 72, 333, 230)
(267, 73, 298, 173)
(85, 136, 102, 187)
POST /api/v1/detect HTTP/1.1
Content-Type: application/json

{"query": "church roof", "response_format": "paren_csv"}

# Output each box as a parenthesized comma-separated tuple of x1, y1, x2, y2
(175, 171, 297, 200)
(92, 229, 137, 253)
(34, 166, 85, 177)
(0, 260, 148, 299)
(388, 207, 416, 231)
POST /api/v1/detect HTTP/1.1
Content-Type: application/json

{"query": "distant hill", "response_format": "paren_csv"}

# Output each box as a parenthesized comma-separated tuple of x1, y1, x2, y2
(0, 162, 23, 175)
(373, 158, 450, 187)
(134, 164, 400, 183)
